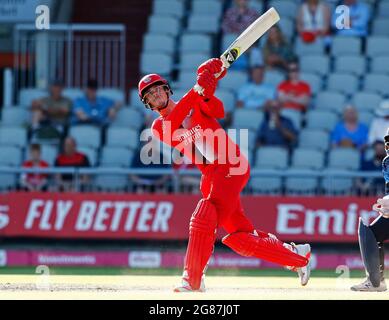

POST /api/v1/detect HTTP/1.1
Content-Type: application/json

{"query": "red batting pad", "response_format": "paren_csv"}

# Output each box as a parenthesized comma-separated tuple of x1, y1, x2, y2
(184, 199, 218, 289)
(222, 232, 308, 268)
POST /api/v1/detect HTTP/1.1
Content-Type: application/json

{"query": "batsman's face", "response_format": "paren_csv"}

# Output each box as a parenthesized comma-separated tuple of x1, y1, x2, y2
(144, 85, 168, 110)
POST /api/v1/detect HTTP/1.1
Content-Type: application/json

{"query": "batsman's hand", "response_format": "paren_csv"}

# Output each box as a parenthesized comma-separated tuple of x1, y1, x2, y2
(372, 196, 389, 218)
(197, 58, 227, 80)
(196, 69, 217, 99)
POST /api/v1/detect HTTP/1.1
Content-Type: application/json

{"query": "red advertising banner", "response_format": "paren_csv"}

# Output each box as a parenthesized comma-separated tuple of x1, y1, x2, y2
(0, 192, 381, 242)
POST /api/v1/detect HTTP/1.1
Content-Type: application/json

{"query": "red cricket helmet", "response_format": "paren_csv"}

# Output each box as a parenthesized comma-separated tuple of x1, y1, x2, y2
(138, 74, 172, 109)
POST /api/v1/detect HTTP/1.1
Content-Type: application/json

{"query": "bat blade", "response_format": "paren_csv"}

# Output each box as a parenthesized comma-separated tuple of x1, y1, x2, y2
(221, 7, 280, 68)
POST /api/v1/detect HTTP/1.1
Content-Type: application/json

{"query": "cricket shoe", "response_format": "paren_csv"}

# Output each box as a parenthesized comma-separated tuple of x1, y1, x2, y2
(173, 277, 206, 293)
(350, 278, 387, 292)
(290, 243, 311, 286)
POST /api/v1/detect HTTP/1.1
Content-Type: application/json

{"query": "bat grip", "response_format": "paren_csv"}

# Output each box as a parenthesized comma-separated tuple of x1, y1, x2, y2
(193, 67, 226, 96)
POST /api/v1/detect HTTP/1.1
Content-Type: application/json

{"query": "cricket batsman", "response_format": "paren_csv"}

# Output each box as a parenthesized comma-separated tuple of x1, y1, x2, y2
(138, 58, 311, 292)
(351, 130, 389, 292)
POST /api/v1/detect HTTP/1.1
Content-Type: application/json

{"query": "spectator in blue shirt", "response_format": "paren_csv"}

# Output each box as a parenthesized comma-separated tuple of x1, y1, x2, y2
(72, 79, 121, 125)
(256, 100, 298, 148)
(332, 0, 370, 37)
(331, 106, 368, 150)
(236, 66, 276, 110)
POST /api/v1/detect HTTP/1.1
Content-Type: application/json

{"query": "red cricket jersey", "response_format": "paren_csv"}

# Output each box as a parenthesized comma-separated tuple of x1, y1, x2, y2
(277, 80, 311, 112)
(152, 89, 245, 174)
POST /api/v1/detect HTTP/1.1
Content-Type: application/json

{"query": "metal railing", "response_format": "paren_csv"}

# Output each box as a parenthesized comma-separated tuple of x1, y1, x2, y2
(13, 23, 126, 93)
(0, 166, 384, 196)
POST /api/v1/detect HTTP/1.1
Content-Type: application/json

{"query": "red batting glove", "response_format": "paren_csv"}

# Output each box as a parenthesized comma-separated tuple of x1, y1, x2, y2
(196, 69, 217, 99)
(197, 58, 227, 80)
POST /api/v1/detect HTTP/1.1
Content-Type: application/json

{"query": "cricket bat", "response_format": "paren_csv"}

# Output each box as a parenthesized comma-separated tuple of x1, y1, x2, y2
(194, 7, 280, 94)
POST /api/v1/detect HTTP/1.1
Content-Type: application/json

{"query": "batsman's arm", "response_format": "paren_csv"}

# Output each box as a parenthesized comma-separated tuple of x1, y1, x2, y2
(200, 96, 225, 119)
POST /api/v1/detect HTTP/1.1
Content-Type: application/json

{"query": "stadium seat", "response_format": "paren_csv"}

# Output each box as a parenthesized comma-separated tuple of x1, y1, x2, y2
(228, 128, 257, 154)
(320, 169, 354, 195)
(94, 172, 129, 191)
(334, 55, 366, 76)
(152, 0, 184, 18)
(221, 33, 238, 51)
(187, 15, 220, 34)
(255, 146, 288, 169)
(300, 55, 329, 76)
(294, 38, 325, 56)
(249, 0, 263, 12)
(378, 1, 389, 18)
(352, 92, 382, 113)
(174, 71, 196, 89)
(69, 125, 101, 149)
(331, 36, 361, 56)
(148, 15, 181, 36)
(285, 168, 319, 194)
(178, 53, 209, 72)
(97, 88, 125, 104)
(143, 34, 176, 55)
(100, 147, 134, 167)
(0, 172, 17, 190)
(19, 88, 47, 107)
(269, 0, 298, 19)
(140, 53, 173, 76)
(106, 127, 139, 150)
(111, 107, 144, 130)
(326, 73, 359, 96)
(298, 129, 329, 152)
(315, 91, 346, 114)
(305, 110, 338, 131)
(179, 33, 212, 54)
(0, 127, 27, 148)
(372, 18, 389, 36)
(363, 74, 389, 96)
(370, 56, 389, 74)
(366, 36, 389, 58)
(192, 0, 223, 18)
(40, 144, 58, 166)
(218, 70, 248, 91)
(1, 108, 28, 126)
(250, 173, 282, 194)
(358, 111, 374, 126)
(62, 88, 84, 101)
(299, 72, 322, 96)
(0, 146, 22, 166)
(328, 148, 360, 170)
(215, 89, 236, 113)
(263, 69, 285, 87)
(280, 109, 302, 131)
(128, 88, 144, 108)
(278, 17, 294, 39)
(231, 109, 264, 131)
(171, 88, 189, 101)
(78, 146, 98, 167)
(291, 148, 325, 170)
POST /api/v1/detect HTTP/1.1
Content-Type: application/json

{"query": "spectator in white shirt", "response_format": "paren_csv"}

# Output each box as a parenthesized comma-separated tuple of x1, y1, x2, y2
(369, 100, 389, 145)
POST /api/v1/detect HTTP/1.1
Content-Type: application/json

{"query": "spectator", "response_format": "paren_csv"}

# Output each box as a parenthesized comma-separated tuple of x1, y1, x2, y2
(263, 26, 296, 71)
(71, 79, 121, 126)
(54, 137, 90, 191)
(130, 138, 171, 193)
(297, 0, 331, 43)
(332, 0, 370, 37)
(369, 100, 389, 145)
(331, 106, 368, 150)
(20, 144, 49, 192)
(31, 79, 71, 139)
(356, 141, 386, 196)
(222, 0, 259, 35)
(277, 61, 311, 113)
(256, 100, 298, 148)
(236, 65, 276, 110)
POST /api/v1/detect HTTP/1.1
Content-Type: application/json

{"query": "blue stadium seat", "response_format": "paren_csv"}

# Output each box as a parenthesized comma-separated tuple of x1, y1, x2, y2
(320, 169, 354, 195)
(178, 52, 209, 72)
(187, 14, 220, 33)
(370, 56, 389, 74)
(19, 88, 46, 107)
(0, 146, 22, 166)
(372, 18, 389, 36)
(269, 0, 298, 19)
(326, 73, 359, 96)
(94, 172, 129, 191)
(334, 55, 366, 76)
(100, 147, 134, 167)
(97, 88, 125, 104)
(285, 168, 319, 194)
(215, 89, 236, 113)
(255, 146, 288, 169)
(69, 125, 101, 149)
(106, 127, 139, 150)
(232, 109, 264, 131)
(62, 88, 84, 101)
(140, 53, 173, 76)
(291, 148, 325, 170)
(264, 69, 285, 87)
(315, 91, 346, 114)
(305, 110, 338, 131)
(328, 148, 360, 170)
(143, 34, 176, 55)
(294, 38, 325, 56)
(331, 36, 361, 56)
(352, 92, 383, 113)
(367, 36, 389, 58)
(250, 173, 282, 194)
(40, 144, 58, 166)
(299, 72, 322, 96)
(192, 0, 223, 18)
(78, 146, 98, 167)
(1, 108, 29, 126)
(358, 111, 374, 126)
(111, 107, 144, 130)
(280, 109, 302, 131)
(152, 0, 184, 18)
(298, 129, 330, 152)
(300, 55, 329, 76)
(179, 33, 212, 54)
(148, 15, 181, 36)
(218, 70, 249, 91)
(378, 1, 389, 18)
(0, 127, 27, 148)
(363, 74, 389, 96)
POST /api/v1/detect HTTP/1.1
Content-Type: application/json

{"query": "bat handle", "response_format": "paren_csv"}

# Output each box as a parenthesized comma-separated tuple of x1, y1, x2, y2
(193, 67, 226, 96)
